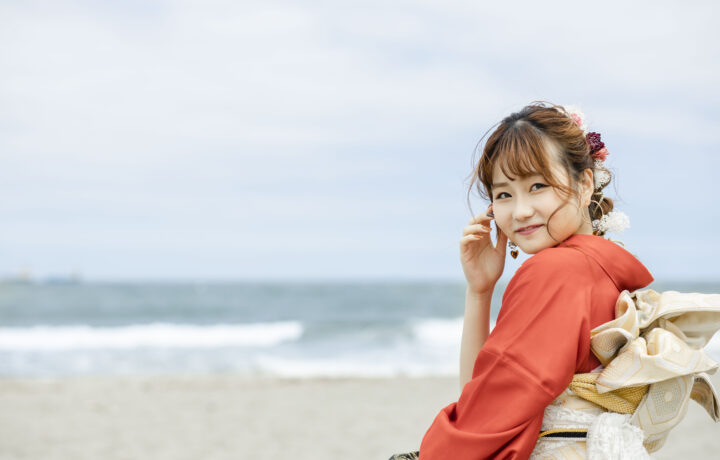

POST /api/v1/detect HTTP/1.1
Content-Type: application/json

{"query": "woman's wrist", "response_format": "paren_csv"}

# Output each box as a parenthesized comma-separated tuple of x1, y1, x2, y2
(467, 283, 495, 297)
(465, 285, 493, 316)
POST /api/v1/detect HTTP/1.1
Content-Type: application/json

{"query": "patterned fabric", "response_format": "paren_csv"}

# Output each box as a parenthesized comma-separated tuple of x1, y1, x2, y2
(568, 372, 646, 414)
(530, 387, 606, 459)
(530, 389, 650, 460)
(530, 288, 720, 458)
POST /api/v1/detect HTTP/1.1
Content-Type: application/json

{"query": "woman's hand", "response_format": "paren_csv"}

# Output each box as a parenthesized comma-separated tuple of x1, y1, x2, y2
(459, 203, 509, 294)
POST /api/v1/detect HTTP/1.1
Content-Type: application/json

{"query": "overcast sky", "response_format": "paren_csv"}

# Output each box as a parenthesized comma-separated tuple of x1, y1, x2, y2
(1, 0, 718, 282)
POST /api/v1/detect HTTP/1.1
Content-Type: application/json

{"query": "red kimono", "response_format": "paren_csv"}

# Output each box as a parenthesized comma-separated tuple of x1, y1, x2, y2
(419, 233, 654, 460)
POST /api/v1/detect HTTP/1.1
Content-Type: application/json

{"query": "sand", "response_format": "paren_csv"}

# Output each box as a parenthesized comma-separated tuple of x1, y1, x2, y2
(0, 373, 718, 459)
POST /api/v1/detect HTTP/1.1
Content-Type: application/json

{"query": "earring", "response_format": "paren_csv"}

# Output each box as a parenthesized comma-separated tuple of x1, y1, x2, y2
(508, 240, 519, 259)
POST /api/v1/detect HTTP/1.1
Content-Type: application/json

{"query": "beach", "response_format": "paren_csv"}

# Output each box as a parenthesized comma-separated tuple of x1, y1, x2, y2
(1, 373, 718, 460)
(2, 281, 720, 459)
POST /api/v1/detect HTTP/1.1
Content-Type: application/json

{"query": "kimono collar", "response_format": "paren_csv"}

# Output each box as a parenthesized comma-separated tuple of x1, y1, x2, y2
(552, 233, 654, 292)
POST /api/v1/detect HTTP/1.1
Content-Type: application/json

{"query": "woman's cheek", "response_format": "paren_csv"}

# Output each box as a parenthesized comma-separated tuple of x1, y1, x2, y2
(497, 214, 512, 236)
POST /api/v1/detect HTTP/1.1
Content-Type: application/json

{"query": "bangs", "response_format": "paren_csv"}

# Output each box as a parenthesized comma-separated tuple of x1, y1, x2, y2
(492, 121, 554, 184)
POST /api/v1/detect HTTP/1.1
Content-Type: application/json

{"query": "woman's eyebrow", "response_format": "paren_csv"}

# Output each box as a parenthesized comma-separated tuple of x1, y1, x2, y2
(492, 174, 543, 188)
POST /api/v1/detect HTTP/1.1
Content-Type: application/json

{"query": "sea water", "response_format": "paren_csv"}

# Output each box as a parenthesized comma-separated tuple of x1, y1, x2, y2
(1, 280, 718, 378)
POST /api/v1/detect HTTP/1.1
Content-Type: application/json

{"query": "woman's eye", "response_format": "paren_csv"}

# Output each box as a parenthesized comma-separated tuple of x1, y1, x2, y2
(494, 183, 547, 200)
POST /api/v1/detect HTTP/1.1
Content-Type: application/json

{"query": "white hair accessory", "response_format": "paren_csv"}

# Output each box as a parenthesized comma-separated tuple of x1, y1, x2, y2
(592, 210, 630, 234)
(593, 159, 611, 190)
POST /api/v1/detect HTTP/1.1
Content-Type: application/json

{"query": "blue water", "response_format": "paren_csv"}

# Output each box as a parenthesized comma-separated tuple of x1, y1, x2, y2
(0, 280, 718, 377)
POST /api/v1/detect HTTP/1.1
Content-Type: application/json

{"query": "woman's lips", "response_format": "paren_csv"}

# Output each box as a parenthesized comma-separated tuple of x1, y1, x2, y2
(516, 224, 543, 235)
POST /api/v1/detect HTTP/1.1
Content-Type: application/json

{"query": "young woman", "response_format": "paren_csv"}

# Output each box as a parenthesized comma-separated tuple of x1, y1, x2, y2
(390, 101, 657, 459)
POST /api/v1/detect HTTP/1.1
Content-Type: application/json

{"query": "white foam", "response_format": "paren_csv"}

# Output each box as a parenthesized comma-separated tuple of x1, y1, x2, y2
(246, 317, 490, 379)
(412, 317, 463, 347)
(0, 321, 303, 351)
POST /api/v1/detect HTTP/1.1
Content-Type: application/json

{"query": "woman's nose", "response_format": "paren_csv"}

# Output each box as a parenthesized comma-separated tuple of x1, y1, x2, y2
(512, 200, 535, 220)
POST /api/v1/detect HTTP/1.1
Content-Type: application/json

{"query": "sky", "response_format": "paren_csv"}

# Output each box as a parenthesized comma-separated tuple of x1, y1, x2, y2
(1, 0, 719, 283)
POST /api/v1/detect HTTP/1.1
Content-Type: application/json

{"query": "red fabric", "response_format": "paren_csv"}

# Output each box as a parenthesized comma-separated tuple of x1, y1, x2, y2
(419, 234, 654, 460)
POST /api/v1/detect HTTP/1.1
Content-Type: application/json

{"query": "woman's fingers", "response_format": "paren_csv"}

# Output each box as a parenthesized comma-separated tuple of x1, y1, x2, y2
(460, 234, 486, 246)
(463, 223, 491, 236)
(468, 205, 494, 225)
(468, 214, 492, 224)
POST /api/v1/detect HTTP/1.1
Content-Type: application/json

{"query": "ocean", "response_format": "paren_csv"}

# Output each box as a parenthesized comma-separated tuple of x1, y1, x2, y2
(1, 280, 719, 378)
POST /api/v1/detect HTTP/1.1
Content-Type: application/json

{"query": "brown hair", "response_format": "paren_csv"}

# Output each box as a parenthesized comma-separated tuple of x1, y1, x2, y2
(466, 100, 614, 240)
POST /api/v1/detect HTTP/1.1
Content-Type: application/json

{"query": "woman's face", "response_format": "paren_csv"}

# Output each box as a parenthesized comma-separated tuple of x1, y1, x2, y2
(490, 148, 594, 255)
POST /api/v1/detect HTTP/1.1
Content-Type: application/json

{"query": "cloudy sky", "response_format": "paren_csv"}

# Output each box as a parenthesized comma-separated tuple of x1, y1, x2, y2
(1, 0, 718, 282)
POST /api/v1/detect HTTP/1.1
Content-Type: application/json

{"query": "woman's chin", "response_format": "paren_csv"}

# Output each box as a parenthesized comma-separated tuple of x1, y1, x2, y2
(515, 238, 552, 255)
(519, 246, 542, 255)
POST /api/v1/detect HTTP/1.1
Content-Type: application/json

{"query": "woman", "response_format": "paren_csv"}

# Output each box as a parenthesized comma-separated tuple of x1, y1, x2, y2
(391, 101, 657, 459)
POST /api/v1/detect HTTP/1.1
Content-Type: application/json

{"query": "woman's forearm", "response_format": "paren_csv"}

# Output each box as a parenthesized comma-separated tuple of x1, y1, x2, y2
(459, 286, 493, 391)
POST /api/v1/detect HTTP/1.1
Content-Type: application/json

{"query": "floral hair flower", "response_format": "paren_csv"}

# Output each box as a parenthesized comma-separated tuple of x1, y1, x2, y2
(591, 146, 609, 161)
(586, 132, 604, 151)
(592, 210, 630, 234)
(562, 105, 610, 160)
(587, 132, 609, 161)
(563, 105, 588, 134)
(593, 164, 611, 189)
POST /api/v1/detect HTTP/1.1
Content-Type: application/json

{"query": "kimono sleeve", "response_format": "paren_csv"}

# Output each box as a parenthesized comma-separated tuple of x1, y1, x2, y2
(419, 249, 595, 460)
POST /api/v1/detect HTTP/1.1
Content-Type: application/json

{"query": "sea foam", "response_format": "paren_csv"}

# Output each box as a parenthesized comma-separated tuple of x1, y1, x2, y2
(0, 321, 303, 351)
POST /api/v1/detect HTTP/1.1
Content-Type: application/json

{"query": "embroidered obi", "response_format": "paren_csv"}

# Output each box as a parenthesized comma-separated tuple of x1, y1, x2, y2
(530, 288, 720, 459)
